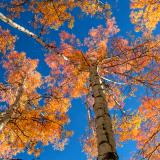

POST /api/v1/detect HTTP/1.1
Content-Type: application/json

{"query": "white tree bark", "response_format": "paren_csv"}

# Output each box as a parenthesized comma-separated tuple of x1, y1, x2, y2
(90, 65, 118, 160)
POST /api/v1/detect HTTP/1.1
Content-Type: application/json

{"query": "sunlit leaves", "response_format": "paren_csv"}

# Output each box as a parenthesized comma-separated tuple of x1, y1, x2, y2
(45, 96, 70, 114)
(116, 98, 160, 159)
(8, 0, 26, 18)
(0, 27, 15, 54)
(0, 51, 71, 159)
(85, 18, 119, 63)
(130, 0, 160, 33)
(0, 107, 68, 158)
(4, 0, 111, 30)
(117, 114, 142, 142)
(70, 72, 89, 98)
(0, 1, 159, 159)
(5, 52, 41, 88)
(105, 87, 122, 109)
(132, 98, 160, 159)
(32, 1, 74, 30)
(82, 133, 97, 160)
(46, 51, 89, 98)
(46, 16, 159, 159)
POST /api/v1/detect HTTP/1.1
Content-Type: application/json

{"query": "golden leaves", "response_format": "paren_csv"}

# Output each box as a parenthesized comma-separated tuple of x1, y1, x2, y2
(33, 1, 73, 30)
(2, 52, 42, 108)
(8, 0, 25, 18)
(71, 72, 89, 98)
(85, 18, 119, 63)
(99, 37, 160, 91)
(0, 27, 15, 54)
(65, 130, 73, 138)
(3, 51, 41, 90)
(0, 51, 72, 158)
(130, 0, 160, 33)
(118, 114, 142, 142)
(136, 98, 160, 159)
(46, 97, 70, 114)
(46, 40, 90, 98)
(83, 133, 98, 160)
(116, 97, 160, 159)
(101, 56, 132, 75)
(6, 0, 111, 30)
(139, 98, 160, 119)
(0, 101, 70, 158)
(63, 48, 89, 71)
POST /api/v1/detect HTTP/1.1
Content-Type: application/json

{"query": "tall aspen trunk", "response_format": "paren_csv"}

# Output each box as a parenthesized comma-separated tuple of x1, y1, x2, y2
(90, 65, 118, 160)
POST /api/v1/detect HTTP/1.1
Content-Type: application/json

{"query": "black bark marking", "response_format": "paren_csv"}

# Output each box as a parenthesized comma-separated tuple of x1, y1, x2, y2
(103, 152, 119, 160)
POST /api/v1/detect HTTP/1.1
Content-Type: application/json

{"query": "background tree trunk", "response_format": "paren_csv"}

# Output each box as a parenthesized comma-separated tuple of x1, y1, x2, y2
(0, 80, 24, 132)
(90, 65, 118, 160)
(0, 112, 11, 131)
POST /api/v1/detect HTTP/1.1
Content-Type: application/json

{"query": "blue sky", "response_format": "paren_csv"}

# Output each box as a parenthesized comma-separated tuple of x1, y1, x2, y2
(0, 0, 151, 160)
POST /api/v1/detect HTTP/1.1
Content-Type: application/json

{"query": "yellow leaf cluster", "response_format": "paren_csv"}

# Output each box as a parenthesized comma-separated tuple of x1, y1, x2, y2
(7, 0, 110, 30)
(130, 0, 160, 33)
(33, 2, 72, 30)
(71, 72, 89, 98)
(83, 133, 98, 160)
(136, 98, 160, 159)
(0, 51, 72, 158)
(0, 27, 15, 54)
(139, 98, 160, 118)
(0, 105, 69, 158)
(45, 97, 70, 114)
(118, 114, 142, 142)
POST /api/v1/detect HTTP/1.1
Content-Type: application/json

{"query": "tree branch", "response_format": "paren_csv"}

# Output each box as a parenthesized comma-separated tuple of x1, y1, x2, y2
(0, 12, 54, 49)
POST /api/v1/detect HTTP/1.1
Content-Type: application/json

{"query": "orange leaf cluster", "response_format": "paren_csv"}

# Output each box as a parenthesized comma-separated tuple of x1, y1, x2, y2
(46, 35, 90, 98)
(0, 27, 15, 54)
(136, 98, 160, 160)
(130, 0, 160, 33)
(85, 18, 119, 63)
(98, 37, 160, 91)
(83, 133, 98, 160)
(117, 114, 142, 142)
(0, 52, 71, 158)
(6, 0, 111, 30)
(0, 2, 159, 159)
(46, 52, 89, 98)
(116, 98, 160, 159)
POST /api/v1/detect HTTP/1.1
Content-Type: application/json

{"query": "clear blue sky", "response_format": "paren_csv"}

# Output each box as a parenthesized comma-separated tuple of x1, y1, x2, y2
(0, 0, 146, 160)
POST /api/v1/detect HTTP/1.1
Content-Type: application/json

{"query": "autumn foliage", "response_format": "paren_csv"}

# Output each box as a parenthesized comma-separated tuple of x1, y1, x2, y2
(2, 0, 110, 30)
(0, 27, 15, 54)
(0, 51, 71, 158)
(45, 17, 160, 159)
(0, 0, 160, 160)
(130, 0, 160, 33)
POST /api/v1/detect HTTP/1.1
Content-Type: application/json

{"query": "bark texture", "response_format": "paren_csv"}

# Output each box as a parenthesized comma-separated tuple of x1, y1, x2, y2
(0, 79, 24, 132)
(90, 65, 118, 160)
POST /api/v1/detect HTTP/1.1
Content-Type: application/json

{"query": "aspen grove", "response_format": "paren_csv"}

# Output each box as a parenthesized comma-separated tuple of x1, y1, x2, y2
(0, 1, 159, 160)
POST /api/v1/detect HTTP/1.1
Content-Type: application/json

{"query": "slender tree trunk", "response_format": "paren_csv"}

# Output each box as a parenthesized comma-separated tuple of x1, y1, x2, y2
(0, 112, 11, 131)
(0, 79, 24, 131)
(89, 65, 118, 160)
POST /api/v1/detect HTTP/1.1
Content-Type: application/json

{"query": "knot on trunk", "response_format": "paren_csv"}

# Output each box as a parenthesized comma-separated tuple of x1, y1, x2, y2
(97, 152, 118, 160)
(103, 152, 118, 160)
